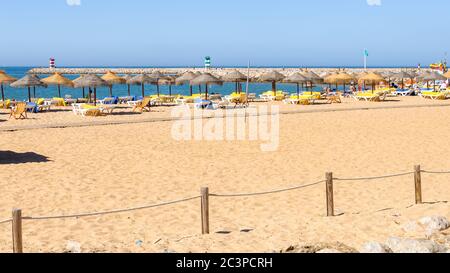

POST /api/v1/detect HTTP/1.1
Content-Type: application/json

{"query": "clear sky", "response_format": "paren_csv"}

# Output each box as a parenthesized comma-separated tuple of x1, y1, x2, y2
(1, 0, 449, 67)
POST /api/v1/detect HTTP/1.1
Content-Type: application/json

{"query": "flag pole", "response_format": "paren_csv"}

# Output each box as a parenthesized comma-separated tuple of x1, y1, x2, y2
(245, 60, 250, 96)
(364, 49, 368, 71)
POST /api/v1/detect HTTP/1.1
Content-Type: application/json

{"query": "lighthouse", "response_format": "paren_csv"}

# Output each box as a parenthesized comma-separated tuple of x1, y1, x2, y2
(49, 58, 56, 69)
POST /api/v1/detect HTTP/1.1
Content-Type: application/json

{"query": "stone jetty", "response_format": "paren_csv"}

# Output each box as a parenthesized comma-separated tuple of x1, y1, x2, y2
(28, 67, 423, 77)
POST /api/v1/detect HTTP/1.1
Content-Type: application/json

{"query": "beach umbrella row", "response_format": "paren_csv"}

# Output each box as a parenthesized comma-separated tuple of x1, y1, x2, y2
(3, 69, 450, 104)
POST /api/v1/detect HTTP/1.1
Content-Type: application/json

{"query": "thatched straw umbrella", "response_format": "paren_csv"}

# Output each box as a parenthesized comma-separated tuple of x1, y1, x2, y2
(301, 70, 323, 93)
(190, 73, 223, 100)
(73, 74, 88, 98)
(418, 71, 447, 90)
(284, 73, 308, 98)
(222, 70, 247, 94)
(122, 75, 134, 96)
(148, 71, 165, 97)
(259, 71, 285, 93)
(73, 74, 108, 105)
(175, 72, 197, 96)
(390, 71, 414, 89)
(329, 72, 354, 92)
(0, 70, 17, 103)
(359, 72, 386, 92)
(127, 74, 154, 98)
(101, 71, 126, 97)
(10, 74, 47, 102)
(158, 76, 176, 96)
(41, 72, 74, 98)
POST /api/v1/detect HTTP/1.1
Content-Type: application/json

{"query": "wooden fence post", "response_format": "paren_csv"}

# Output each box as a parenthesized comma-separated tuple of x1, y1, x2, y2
(414, 165, 422, 204)
(201, 187, 210, 234)
(12, 208, 23, 253)
(326, 172, 334, 217)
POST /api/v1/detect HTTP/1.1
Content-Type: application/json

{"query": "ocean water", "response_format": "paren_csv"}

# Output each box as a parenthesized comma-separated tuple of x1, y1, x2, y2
(1, 67, 328, 101)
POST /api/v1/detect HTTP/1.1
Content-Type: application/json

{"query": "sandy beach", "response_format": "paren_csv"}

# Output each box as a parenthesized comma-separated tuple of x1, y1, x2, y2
(0, 96, 449, 253)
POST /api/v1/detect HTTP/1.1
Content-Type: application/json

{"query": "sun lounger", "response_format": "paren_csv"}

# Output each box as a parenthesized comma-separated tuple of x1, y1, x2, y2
(393, 89, 414, 96)
(353, 92, 387, 102)
(132, 97, 152, 112)
(9, 102, 28, 119)
(0, 99, 11, 109)
(118, 96, 134, 104)
(72, 103, 103, 117)
(419, 91, 448, 100)
(97, 97, 117, 105)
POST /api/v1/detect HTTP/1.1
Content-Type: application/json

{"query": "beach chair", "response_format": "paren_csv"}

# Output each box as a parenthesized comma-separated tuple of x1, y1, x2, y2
(38, 101, 52, 112)
(247, 93, 257, 102)
(133, 97, 152, 112)
(353, 92, 385, 102)
(233, 94, 249, 108)
(0, 99, 11, 109)
(393, 89, 414, 97)
(9, 102, 28, 119)
(326, 95, 342, 104)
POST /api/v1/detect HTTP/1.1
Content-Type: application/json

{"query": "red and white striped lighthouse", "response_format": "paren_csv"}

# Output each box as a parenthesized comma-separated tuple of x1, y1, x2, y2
(49, 58, 56, 69)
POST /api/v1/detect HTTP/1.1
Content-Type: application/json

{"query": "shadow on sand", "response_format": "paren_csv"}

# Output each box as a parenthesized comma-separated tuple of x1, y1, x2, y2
(0, 151, 50, 164)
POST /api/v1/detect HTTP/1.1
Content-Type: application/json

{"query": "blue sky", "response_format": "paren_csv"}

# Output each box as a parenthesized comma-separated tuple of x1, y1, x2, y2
(1, 0, 449, 67)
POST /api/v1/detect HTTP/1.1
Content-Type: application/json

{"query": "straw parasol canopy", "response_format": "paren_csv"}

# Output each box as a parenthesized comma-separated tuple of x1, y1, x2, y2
(302, 70, 322, 83)
(323, 72, 354, 92)
(73, 74, 108, 105)
(73, 74, 87, 98)
(420, 71, 447, 81)
(10, 74, 47, 102)
(101, 71, 126, 97)
(259, 70, 285, 92)
(190, 73, 223, 100)
(222, 70, 248, 93)
(175, 72, 197, 96)
(41, 72, 74, 98)
(158, 76, 176, 96)
(127, 74, 154, 98)
(390, 71, 415, 89)
(284, 73, 308, 97)
(358, 72, 386, 91)
(0, 70, 17, 102)
(418, 71, 447, 90)
(122, 74, 134, 96)
(301, 70, 323, 92)
(148, 71, 165, 97)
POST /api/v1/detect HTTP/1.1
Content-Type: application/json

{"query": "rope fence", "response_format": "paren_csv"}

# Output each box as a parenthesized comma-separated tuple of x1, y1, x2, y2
(1, 164, 449, 253)
(21, 195, 201, 221)
(334, 171, 414, 181)
(210, 180, 326, 198)
(0, 218, 12, 225)
(422, 170, 450, 174)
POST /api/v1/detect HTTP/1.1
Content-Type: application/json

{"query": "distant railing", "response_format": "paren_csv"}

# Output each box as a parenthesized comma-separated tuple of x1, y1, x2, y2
(1, 164, 449, 253)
